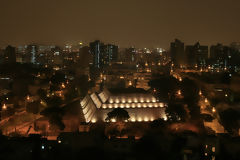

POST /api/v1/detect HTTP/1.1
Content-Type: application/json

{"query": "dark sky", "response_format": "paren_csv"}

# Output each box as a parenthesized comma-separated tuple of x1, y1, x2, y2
(0, 0, 240, 49)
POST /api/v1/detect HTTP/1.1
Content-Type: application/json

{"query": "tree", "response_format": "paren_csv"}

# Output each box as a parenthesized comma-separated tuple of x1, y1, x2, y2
(149, 118, 167, 129)
(64, 86, 79, 102)
(26, 101, 41, 114)
(201, 114, 214, 122)
(219, 108, 240, 136)
(165, 103, 187, 122)
(148, 75, 179, 101)
(12, 75, 34, 97)
(46, 96, 62, 108)
(37, 89, 47, 100)
(50, 72, 65, 85)
(181, 78, 201, 120)
(181, 78, 199, 104)
(74, 75, 90, 97)
(105, 108, 130, 122)
(40, 107, 65, 131)
(41, 96, 65, 130)
(115, 79, 126, 88)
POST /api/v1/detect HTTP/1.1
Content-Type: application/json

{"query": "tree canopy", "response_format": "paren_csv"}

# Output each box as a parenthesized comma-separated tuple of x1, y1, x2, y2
(105, 108, 130, 122)
(165, 103, 187, 122)
(219, 108, 240, 136)
(181, 78, 201, 120)
(148, 75, 179, 101)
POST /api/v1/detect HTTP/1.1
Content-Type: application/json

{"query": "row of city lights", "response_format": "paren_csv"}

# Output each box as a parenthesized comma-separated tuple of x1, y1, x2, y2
(102, 102, 165, 109)
(109, 98, 157, 104)
(91, 116, 167, 123)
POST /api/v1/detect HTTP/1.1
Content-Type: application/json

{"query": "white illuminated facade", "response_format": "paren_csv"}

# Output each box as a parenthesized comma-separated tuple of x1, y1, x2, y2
(80, 89, 167, 123)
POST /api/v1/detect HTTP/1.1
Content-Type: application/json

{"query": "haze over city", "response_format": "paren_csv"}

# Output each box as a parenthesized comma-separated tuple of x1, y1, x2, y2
(1, 1, 240, 160)
(0, 0, 240, 48)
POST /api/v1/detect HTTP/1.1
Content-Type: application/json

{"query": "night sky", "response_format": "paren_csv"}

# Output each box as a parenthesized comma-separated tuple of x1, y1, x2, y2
(0, 0, 239, 49)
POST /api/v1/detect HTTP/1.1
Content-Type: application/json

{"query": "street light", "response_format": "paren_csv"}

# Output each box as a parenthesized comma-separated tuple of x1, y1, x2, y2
(2, 104, 7, 110)
(204, 98, 208, 103)
(212, 107, 216, 113)
(177, 90, 181, 95)
(61, 83, 65, 88)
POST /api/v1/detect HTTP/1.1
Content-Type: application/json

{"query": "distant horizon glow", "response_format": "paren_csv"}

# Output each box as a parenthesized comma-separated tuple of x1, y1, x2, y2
(0, 0, 239, 49)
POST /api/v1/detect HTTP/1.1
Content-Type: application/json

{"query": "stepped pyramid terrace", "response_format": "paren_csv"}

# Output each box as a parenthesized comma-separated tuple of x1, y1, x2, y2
(80, 88, 167, 123)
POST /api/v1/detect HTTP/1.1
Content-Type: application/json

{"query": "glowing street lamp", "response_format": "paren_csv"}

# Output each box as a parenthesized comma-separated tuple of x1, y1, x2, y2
(177, 90, 181, 95)
(153, 88, 156, 93)
(204, 98, 208, 103)
(129, 81, 132, 86)
(212, 107, 216, 113)
(61, 83, 65, 88)
(2, 104, 7, 110)
(91, 119, 96, 123)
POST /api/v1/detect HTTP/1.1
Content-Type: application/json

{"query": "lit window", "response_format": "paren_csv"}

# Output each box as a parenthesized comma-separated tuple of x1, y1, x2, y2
(134, 98, 138, 103)
(144, 117, 149, 121)
(212, 147, 215, 152)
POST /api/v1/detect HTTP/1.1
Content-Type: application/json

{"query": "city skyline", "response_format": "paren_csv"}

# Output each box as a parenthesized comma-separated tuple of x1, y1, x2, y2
(0, 0, 240, 49)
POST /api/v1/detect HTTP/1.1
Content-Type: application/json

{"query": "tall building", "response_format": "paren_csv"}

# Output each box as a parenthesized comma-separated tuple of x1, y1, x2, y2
(104, 44, 118, 65)
(210, 44, 230, 68)
(4, 45, 16, 64)
(90, 40, 118, 68)
(230, 42, 240, 52)
(185, 42, 208, 67)
(125, 47, 136, 62)
(229, 42, 240, 68)
(78, 46, 92, 68)
(170, 39, 185, 66)
(89, 40, 105, 68)
(26, 45, 38, 64)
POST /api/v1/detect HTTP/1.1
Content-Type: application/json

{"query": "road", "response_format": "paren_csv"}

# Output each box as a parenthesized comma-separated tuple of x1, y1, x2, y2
(172, 70, 225, 133)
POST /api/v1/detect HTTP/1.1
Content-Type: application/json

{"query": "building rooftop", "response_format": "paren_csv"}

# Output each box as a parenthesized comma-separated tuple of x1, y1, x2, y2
(80, 88, 167, 123)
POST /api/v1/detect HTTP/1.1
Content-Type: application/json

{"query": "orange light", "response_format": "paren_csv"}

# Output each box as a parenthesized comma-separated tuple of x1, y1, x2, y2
(2, 104, 7, 110)
(212, 107, 216, 113)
